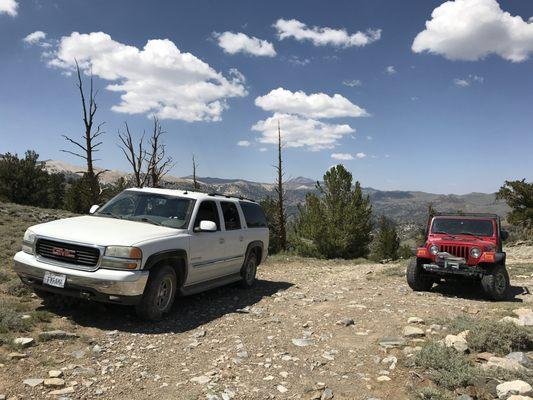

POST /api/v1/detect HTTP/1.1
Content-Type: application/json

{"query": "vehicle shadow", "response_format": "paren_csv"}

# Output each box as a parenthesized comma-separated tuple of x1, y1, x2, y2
(37, 279, 293, 334)
(431, 281, 527, 302)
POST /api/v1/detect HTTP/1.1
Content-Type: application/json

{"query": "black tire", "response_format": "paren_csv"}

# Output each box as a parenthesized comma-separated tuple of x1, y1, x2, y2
(407, 258, 433, 292)
(481, 264, 510, 301)
(135, 265, 177, 321)
(240, 252, 257, 288)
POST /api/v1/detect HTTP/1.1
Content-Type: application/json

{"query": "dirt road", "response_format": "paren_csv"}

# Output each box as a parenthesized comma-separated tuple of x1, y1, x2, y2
(1, 250, 532, 400)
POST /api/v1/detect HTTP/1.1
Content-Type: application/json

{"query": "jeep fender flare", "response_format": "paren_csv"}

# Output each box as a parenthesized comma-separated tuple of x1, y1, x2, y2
(143, 249, 188, 287)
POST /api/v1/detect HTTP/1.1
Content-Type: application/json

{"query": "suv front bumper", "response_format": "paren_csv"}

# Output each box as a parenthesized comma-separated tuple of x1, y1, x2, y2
(13, 251, 148, 305)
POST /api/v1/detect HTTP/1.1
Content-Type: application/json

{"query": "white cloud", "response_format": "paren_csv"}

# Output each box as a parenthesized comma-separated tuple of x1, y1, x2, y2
(252, 113, 355, 151)
(355, 152, 367, 159)
(331, 153, 354, 160)
(259, 147, 268, 152)
(23, 31, 46, 45)
(45, 32, 247, 122)
(342, 79, 362, 87)
(412, 0, 533, 62)
(453, 74, 484, 87)
(366, 135, 373, 140)
(454, 78, 470, 87)
(0, 0, 18, 16)
(287, 55, 310, 66)
(237, 140, 251, 147)
(274, 18, 381, 48)
(214, 31, 276, 57)
(255, 87, 368, 119)
(386, 65, 396, 75)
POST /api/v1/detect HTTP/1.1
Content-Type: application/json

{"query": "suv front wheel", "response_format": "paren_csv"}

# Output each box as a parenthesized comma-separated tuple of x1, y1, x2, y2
(136, 265, 177, 320)
(481, 264, 510, 301)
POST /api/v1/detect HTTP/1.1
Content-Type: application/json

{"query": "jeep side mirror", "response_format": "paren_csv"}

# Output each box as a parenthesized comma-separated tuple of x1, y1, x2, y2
(501, 230, 509, 241)
(89, 205, 100, 214)
(198, 220, 217, 232)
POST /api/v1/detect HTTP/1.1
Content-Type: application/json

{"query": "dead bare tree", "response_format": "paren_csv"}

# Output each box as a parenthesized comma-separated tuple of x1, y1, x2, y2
(192, 154, 200, 190)
(146, 117, 174, 188)
(118, 122, 149, 188)
(61, 60, 106, 204)
(274, 120, 287, 251)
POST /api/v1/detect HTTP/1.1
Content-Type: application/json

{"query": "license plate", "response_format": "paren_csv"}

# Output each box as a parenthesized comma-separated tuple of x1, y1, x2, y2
(43, 271, 66, 288)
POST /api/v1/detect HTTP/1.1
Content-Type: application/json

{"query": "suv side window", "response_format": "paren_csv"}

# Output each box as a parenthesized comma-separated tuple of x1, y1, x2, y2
(220, 202, 242, 231)
(194, 201, 220, 231)
(239, 202, 267, 228)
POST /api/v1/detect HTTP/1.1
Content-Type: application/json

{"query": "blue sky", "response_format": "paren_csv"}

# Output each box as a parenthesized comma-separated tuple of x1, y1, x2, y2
(1, 0, 532, 194)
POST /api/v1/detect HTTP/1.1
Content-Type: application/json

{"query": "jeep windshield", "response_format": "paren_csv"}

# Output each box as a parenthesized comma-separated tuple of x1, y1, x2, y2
(431, 218, 494, 237)
(95, 191, 195, 229)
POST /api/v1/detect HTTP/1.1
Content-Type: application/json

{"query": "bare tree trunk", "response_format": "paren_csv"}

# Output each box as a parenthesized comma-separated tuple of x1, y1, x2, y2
(192, 154, 199, 190)
(275, 120, 287, 251)
(118, 122, 148, 188)
(147, 117, 173, 188)
(61, 60, 106, 204)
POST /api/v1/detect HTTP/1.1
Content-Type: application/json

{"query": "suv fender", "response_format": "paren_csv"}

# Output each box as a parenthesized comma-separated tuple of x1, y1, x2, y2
(243, 241, 264, 268)
(144, 249, 188, 287)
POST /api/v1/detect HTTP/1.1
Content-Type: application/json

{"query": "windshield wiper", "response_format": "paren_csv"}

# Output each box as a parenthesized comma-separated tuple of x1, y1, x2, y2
(459, 231, 483, 239)
(95, 212, 122, 219)
(130, 216, 162, 226)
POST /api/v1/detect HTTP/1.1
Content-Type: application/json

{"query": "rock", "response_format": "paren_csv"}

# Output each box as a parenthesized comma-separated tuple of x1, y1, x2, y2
(513, 308, 533, 326)
(444, 333, 469, 353)
(49, 387, 75, 396)
(476, 352, 494, 362)
(48, 370, 63, 378)
(92, 344, 102, 354)
(500, 316, 523, 326)
(190, 375, 210, 385)
(23, 378, 44, 387)
(39, 330, 78, 340)
(7, 352, 27, 360)
(376, 376, 391, 382)
(456, 396, 473, 400)
(336, 318, 355, 327)
(379, 336, 406, 348)
(485, 357, 526, 372)
(321, 388, 333, 400)
(507, 352, 531, 366)
(496, 380, 532, 399)
(408, 317, 425, 324)
(507, 396, 533, 400)
(403, 326, 425, 338)
(13, 337, 34, 348)
(71, 350, 85, 359)
(277, 385, 288, 393)
(44, 378, 65, 387)
(292, 338, 315, 347)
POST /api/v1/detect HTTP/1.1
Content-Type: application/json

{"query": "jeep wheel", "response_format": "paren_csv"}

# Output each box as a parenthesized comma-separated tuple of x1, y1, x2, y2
(481, 264, 509, 301)
(136, 265, 177, 321)
(240, 252, 257, 288)
(407, 258, 433, 292)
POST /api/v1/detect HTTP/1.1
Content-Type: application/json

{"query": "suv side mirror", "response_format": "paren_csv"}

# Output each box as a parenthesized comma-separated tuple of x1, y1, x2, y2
(89, 205, 100, 214)
(501, 230, 509, 241)
(197, 220, 217, 232)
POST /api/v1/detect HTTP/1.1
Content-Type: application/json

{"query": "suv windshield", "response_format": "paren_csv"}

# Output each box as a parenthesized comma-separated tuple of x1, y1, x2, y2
(95, 191, 195, 229)
(431, 218, 494, 237)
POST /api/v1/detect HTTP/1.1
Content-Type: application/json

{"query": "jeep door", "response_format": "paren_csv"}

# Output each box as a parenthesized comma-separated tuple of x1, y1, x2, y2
(188, 200, 227, 284)
(219, 201, 247, 274)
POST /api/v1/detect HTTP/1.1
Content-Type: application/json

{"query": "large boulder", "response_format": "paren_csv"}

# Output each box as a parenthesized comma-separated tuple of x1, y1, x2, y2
(496, 380, 532, 399)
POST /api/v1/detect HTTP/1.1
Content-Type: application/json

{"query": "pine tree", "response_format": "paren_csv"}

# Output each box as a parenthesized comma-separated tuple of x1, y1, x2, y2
(372, 215, 400, 261)
(294, 164, 373, 259)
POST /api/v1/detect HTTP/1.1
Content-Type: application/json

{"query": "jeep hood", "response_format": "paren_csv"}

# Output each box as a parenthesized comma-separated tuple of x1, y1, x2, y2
(30, 216, 183, 247)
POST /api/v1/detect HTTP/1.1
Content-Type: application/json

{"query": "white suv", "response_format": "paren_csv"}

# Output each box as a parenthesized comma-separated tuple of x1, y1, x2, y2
(13, 188, 269, 320)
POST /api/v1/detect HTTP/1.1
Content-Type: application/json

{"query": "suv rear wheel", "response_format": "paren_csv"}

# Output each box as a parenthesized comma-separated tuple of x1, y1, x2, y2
(407, 258, 433, 292)
(481, 264, 509, 301)
(136, 265, 177, 321)
(240, 252, 257, 288)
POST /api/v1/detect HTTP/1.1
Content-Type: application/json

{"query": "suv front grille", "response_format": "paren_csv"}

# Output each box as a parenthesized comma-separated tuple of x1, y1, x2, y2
(36, 238, 101, 268)
(440, 244, 469, 259)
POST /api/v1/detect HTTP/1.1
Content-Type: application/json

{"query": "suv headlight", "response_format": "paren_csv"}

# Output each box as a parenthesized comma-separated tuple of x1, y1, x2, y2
(101, 246, 142, 270)
(470, 247, 481, 259)
(22, 229, 36, 254)
(429, 244, 439, 255)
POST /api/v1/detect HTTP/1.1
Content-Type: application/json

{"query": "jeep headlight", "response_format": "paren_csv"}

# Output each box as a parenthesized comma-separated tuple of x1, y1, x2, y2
(470, 247, 481, 259)
(101, 246, 142, 270)
(429, 244, 439, 255)
(22, 229, 36, 254)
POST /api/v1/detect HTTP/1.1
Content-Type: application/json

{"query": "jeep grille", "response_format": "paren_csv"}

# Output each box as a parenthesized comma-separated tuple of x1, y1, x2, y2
(36, 238, 101, 269)
(440, 244, 469, 259)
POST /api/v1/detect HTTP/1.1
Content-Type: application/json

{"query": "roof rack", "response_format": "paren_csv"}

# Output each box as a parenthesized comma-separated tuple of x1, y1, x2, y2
(433, 212, 500, 219)
(207, 192, 257, 203)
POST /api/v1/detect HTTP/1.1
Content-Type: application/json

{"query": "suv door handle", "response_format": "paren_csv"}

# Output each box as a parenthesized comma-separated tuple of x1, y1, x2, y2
(239, 236, 244, 242)
(219, 238, 225, 244)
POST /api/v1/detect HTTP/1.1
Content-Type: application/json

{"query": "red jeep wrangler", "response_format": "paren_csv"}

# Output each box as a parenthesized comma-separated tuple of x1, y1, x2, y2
(407, 213, 510, 300)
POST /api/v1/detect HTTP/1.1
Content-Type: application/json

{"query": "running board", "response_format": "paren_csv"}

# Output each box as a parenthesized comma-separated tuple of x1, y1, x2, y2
(180, 273, 242, 296)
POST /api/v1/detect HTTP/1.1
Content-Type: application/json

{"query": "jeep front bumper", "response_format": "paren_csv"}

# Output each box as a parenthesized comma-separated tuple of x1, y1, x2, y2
(422, 262, 485, 278)
(13, 251, 148, 305)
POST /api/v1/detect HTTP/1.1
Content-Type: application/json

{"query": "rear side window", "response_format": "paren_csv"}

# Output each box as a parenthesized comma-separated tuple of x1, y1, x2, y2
(240, 202, 267, 228)
(220, 202, 242, 230)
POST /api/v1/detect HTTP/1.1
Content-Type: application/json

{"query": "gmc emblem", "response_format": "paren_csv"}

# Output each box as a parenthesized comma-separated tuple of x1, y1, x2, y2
(52, 247, 76, 258)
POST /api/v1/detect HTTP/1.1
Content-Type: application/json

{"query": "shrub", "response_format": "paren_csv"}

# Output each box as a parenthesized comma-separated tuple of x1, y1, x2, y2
(410, 387, 452, 400)
(467, 320, 533, 355)
(0, 300, 32, 333)
(414, 342, 478, 389)
(4, 278, 32, 297)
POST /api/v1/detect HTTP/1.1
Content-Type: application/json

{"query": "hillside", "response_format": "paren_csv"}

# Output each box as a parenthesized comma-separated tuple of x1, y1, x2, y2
(44, 160, 509, 224)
